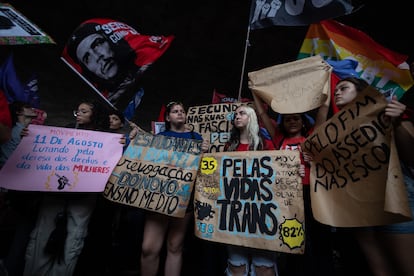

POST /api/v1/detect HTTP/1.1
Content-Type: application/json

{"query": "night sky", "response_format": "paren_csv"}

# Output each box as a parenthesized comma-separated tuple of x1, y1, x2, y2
(2, 0, 412, 130)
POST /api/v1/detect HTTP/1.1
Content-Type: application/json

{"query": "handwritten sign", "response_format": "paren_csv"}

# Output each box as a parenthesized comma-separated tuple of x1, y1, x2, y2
(0, 124, 123, 192)
(194, 150, 305, 254)
(187, 102, 254, 152)
(104, 130, 202, 218)
(303, 86, 412, 227)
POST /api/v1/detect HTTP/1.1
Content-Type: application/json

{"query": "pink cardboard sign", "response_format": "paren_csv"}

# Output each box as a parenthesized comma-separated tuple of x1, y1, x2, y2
(0, 124, 123, 192)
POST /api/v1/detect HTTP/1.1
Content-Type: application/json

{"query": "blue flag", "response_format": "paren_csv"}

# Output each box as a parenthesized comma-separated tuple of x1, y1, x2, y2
(0, 54, 40, 107)
(325, 59, 358, 79)
(249, 0, 354, 29)
(0, 54, 26, 103)
(24, 74, 40, 108)
(123, 88, 144, 120)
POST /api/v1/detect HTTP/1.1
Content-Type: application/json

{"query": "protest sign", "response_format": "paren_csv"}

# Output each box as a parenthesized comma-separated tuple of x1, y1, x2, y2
(104, 129, 202, 218)
(248, 55, 332, 114)
(0, 124, 123, 192)
(187, 102, 253, 152)
(303, 86, 412, 226)
(194, 150, 305, 254)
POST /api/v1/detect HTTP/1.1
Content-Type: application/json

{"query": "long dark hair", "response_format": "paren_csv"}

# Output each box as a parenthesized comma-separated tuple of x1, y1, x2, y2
(278, 113, 312, 137)
(164, 101, 185, 131)
(75, 99, 109, 131)
(337, 77, 369, 93)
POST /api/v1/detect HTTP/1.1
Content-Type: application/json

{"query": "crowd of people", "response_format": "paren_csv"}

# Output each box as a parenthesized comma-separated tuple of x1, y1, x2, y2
(0, 65, 414, 276)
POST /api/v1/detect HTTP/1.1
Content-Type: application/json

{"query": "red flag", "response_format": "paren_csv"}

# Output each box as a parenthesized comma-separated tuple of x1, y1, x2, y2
(61, 18, 174, 107)
(0, 89, 11, 128)
(211, 90, 251, 104)
(153, 104, 166, 134)
(157, 104, 166, 122)
(30, 108, 47, 125)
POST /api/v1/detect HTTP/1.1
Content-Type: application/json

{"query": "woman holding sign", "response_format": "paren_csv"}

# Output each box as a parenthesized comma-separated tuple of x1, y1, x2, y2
(140, 101, 209, 276)
(23, 99, 115, 276)
(329, 77, 414, 276)
(224, 104, 278, 276)
(253, 93, 336, 276)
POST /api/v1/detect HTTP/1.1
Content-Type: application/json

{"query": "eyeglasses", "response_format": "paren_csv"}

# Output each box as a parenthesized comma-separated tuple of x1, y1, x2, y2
(73, 109, 91, 117)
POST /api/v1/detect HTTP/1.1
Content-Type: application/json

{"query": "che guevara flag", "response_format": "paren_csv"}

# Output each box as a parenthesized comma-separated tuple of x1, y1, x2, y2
(298, 19, 414, 100)
(61, 18, 174, 108)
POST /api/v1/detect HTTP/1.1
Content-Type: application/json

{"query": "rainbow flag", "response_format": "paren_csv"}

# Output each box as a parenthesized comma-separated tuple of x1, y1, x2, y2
(298, 19, 413, 99)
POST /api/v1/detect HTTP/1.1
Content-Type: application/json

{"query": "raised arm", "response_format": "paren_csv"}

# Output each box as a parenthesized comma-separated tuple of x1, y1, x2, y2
(314, 92, 331, 129)
(252, 92, 277, 141)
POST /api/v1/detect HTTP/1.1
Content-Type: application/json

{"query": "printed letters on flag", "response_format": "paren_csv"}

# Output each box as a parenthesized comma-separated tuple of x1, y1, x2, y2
(61, 18, 174, 109)
(249, 0, 353, 29)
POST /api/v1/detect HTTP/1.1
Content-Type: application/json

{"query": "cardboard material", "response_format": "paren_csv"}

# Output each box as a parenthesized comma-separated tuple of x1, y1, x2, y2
(187, 102, 254, 152)
(104, 129, 202, 218)
(248, 55, 332, 114)
(303, 86, 412, 227)
(194, 150, 305, 254)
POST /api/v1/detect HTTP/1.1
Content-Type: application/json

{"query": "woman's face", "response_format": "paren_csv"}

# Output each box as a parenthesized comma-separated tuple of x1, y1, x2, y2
(166, 104, 186, 125)
(334, 80, 359, 109)
(109, 114, 123, 130)
(233, 107, 249, 129)
(76, 33, 118, 80)
(282, 114, 303, 136)
(74, 103, 93, 125)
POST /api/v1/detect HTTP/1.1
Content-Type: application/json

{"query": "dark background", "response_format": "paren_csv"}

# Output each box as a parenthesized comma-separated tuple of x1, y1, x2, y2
(2, 0, 412, 130)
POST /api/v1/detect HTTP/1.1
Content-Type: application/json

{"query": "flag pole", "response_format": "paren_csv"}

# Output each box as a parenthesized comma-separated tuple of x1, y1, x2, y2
(237, 25, 251, 102)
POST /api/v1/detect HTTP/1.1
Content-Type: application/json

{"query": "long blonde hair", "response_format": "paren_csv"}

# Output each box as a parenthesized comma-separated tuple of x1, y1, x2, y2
(225, 105, 263, 151)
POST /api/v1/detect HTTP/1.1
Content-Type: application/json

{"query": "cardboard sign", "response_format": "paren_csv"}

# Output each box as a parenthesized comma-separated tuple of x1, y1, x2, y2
(187, 102, 254, 152)
(303, 86, 412, 227)
(248, 55, 332, 114)
(104, 129, 202, 218)
(194, 150, 305, 254)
